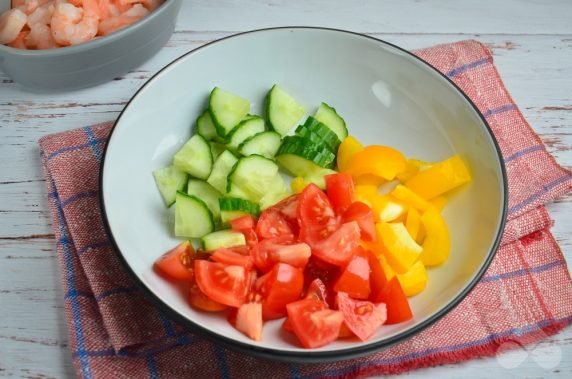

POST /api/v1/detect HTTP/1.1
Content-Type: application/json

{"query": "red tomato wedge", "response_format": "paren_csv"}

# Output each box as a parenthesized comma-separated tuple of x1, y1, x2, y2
(336, 292, 387, 341)
(311, 221, 361, 266)
(342, 201, 376, 241)
(154, 241, 195, 281)
(188, 282, 227, 312)
(268, 194, 299, 234)
(373, 277, 413, 324)
(211, 248, 254, 270)
(286, 297, 344, 348)
(230, 215, 256, 231)
(325, 173, 355, 215)
(304, 278, 329, 303)
(298, 184, 340, 242)
(333, 246, 371, 299)
(257, 263, 304, 320)
(194, 260, 249, 308)
(250, 235, 296, 273)
(256, 208, 293, 240)
(235, 302, 263, 341)
(366, 250, 389, 301)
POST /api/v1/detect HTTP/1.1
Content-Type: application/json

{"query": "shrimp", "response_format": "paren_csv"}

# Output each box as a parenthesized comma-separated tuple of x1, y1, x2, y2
(8, 30, 28, 48)
(26, 1, 54, 27)
(98, 3, 147, 36)
(51, 2, 98, 46)
(27, 22, 59, 48)
(15, 0, 53, 15)
(0, 8, 27, 45)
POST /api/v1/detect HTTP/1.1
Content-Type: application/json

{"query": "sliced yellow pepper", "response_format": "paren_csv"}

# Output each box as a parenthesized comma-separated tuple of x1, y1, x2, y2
(337, 136, 363, 172)
(390, 184, 431, 212)
(420, 207, 450, 266)
(405, 207, 421, 241)
(355, 174, 386, 187)
(377, 254, 396, 281)
(377, 222, 422, 274)
(430, 196, 448, 211)
(405, 155, 471, 200)
(291, 177, 307, 194)
(396, 260, 427, 297)
(345, 145, 407, 180)
(370, 195, 407, 223)
(354, 184, 377, 206)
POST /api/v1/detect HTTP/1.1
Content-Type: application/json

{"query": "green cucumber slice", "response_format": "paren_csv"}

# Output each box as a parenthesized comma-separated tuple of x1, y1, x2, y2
(258, 174, 290, 210)
(314, 102, 348, 141)
(201, 229, 246, 251)
(296, 116, 341, 152)
(225, 116, 266, 152)
(173, 134, 213, 180)
(238, 131, 282, 159)
(276, 136, 336, 175)
(209, 87, 250, 138)
(227, 155, 280, 202)
(210, 141, 226, 160)
(152, 165, 188, 207)
(207, 150, 238, 194)
(196, 110, 218, 141)
(186, 179, 223, 220)
(174, 191, 214, 238)
(219, 197, 260, 224)
(265, 84, 306, 136)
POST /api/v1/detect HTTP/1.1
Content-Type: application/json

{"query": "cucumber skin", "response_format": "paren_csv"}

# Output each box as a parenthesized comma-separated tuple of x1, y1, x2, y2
(174, 191, 214, 238)
(265, 84, 306, 136)
(172, 134, 213, 180)
(314, 102, 349, 141)
(208, 87, 250, 138)
(276, 136, 336, 169)
(237, 131, 282, 158)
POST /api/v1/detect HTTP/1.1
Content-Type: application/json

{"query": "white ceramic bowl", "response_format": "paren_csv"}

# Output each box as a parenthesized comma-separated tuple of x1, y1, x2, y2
(101, 28, 507, 362)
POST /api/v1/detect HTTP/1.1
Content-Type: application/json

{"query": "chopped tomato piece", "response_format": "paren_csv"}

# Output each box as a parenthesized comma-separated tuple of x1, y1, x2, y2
(250, 235, 296, 273)
(333, 247, 371, 299)
(297, 184, 340, 242)
(304, 278, 329, 303)
(269, 194, 299, 228)
(338, 321, 356, 338)
(194, 260, 249, 308)
(311, 221, 361, 266)
(256, 208, 293, 240)
(373, 277, 413, 324)
(325, 172, 355, 215)
(268, 242, 311, 269)
(342, 201, 376, 241)
(258, 263, 304, 320)
(286, 297, 343, 348)
(235, 302, 263, 341)
(366, 249, 389, 301)
(230, 215, 256, 231)
(211, 248, 254, 270)
(282, 317, 294, 332)
(188, 282, 227, 312)
(336, 292, 387, 341)
(154, 241, 195, 281)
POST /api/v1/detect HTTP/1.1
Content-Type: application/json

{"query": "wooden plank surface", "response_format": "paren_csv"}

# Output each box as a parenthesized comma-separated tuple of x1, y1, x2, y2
(0, 1, 570, 378)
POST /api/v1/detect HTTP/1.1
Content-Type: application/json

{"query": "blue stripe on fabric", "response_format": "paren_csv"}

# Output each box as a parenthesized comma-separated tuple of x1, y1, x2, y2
(480, 260, 564, 283)
(287, 362, 302, 379)
(52, 181, 92, 379)
(77, 241, 110, 255)
(482, 104, 517, 118)
(47, 137, 107, 160)
(84, 127, 103, 162)
(504, 145, 544, 164)
(508, 175, 572, 214)
(146, 355, 160, 379)
(61, 190, 98, 208)
(158, 312, 176, 338)
(64, 286, 138, 301)
(446, 57, 491, 78)
(212, 345, 230, 379)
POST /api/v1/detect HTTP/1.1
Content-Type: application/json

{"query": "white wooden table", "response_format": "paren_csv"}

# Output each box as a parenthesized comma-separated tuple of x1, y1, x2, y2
(1, 1, 570, 377)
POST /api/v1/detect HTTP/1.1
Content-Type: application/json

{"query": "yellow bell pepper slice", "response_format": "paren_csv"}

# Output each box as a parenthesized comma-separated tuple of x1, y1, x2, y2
(355, 174, 386, 187)
(396, 260, 427, 297)
(337, 136, 363, 172)
(354, 184, 378, 206)
(405, 207, 421, 241)
(430, 196, 448, 211)
(291, 177, 307, 194)
(420, 207, 450, 266)
(377, 222, 422, 274)
(377, 254, 396, 281)
(345, 145, 407, 180)
(405, 155, 471, 200)
(390, 184, 431, 212)
(370, 195, 406, 223)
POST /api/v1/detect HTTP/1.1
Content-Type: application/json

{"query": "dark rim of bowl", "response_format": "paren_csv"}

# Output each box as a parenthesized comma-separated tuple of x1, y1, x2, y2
(99, 27, 508, 363)
(0, 0, 178, 56)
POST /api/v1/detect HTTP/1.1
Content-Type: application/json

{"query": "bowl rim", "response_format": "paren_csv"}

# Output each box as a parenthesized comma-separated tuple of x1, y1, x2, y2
(99, 26, 508, 362)
(0, 0, 178, 56)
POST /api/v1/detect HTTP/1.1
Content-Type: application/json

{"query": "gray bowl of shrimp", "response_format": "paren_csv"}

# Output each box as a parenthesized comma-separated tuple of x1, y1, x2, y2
(0, 0, 182, 91)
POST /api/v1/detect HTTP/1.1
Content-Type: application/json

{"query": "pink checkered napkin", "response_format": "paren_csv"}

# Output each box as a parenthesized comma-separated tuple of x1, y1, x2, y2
(39, 40, 572, 378)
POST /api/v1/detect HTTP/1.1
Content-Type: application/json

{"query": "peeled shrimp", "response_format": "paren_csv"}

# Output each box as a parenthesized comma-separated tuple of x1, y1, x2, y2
(0, 8, 27, 44)
(51, 2, 98, 46)
(98, 3, 147, 36)
(8, 30, 28, 48)
(27, 22, 59, 48)
(27, 2, 54, 27)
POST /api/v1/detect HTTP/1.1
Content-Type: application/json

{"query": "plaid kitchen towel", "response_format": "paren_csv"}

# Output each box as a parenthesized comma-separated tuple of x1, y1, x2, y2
(39, 39, 572, 378)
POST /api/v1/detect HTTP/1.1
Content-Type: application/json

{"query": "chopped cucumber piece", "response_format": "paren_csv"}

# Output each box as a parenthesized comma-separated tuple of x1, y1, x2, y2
(226, 181, 253, 200)
(196, 110, 218, 141)
(173, 134, 213, 180)
(152, 165, 188, 207)
(314, 102, 348, 141)
(210, 141, 226, 160)
(304, 168, 337, 189)
(219, 197, 260, 224)
(187, 179, 223, 220)
(227, 155, 280, 202)
(209, 87, 250, 138)
(276, 136, 336, 175)
(265, 84, 306, 136)
(225, 116, 266, 152)
(296, 116, 341, 153)
(175, 191, 214, 238)
(238, 131, 282, 159)
(201, 229, 246, 251)
(207, 150, 238, 194)
(258, 174, 290, 210)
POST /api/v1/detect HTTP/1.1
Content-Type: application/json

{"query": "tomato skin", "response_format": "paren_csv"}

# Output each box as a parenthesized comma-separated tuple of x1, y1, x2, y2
(373, 277, 413, 324)
(297, 184, 339, 242)
(250, 235, 296, 273)
(336, 291, 387, 341)
(304, 278, 329, 303)
(234, 302, 263, 341)
(325, 173, 355, 215)
(366, 249, 389, 301)
(258, 263, 304, 320)
(256, 209, 293, 240)
(343, 201, 376, 241)
(154, 241, 195, 281)
(269, 194, 299, 234)
(333, 246, 371, 299)
(286, 297, 344, 348)
(230, 215, 256, 231)
(188, 282, 227, 312)
(211, 248, 254, 270)
(311, 221, 361, 266)
(194, 260, 249, 308)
